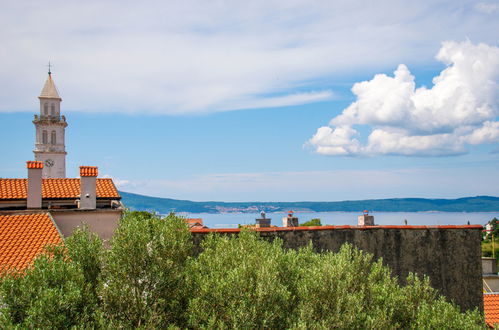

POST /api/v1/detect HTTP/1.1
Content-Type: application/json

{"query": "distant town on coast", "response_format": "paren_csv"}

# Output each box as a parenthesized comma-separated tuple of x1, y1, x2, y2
(120, 191, 499, 214)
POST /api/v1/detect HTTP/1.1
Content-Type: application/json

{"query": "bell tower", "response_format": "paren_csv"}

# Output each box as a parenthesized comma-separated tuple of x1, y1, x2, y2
(33, 65, 68, 178)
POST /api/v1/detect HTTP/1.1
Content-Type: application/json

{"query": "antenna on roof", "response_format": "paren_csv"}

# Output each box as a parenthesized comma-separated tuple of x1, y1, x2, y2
(47, 61, 52, 75)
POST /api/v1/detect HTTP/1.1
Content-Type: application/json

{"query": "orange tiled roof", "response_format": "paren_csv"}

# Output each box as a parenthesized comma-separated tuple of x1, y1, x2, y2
(0, 178, 120, 200)
(26, 161, 43, 169)
(0, 213, 63, 271)
(80, 166, 98, 177)
(484, 293, 499, 327)
(185, 218, 206, 228)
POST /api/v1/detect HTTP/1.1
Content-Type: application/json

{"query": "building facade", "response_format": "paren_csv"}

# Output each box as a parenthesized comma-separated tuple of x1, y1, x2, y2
(0, 162, 123, 245)
(33, 71, 67, 178)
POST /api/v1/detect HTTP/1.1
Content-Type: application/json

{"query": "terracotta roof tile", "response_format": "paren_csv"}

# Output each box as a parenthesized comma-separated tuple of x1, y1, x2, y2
(80, 166, 98, 177)
(185, 218, 206, 228)
(0, 178, 120, 200)
(484, 293, 499, 327)
(0, 213, 63, 271)
(26, 161, 43, 169)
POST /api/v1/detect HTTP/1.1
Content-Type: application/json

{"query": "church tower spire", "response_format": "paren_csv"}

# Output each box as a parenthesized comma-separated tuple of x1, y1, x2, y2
(33, 67, 68, 178)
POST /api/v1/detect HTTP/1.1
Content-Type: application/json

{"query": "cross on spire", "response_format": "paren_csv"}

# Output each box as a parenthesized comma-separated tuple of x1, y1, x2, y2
(47, 61, 52, 75)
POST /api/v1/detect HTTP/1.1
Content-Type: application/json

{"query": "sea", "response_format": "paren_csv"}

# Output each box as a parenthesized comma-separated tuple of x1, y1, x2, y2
(175, 211, 499, 229)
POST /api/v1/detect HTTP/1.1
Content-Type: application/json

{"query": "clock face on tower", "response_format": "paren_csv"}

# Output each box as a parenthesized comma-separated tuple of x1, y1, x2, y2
(45, 159, 54, 167)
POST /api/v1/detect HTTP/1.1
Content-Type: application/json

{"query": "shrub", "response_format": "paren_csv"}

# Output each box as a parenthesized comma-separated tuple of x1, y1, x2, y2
(100, 211, 193, 328)
(0, 211, 485, 328)
(187, 230, 296, 329)
(0, 232, 101, 328)
(300, 218, 322, 226)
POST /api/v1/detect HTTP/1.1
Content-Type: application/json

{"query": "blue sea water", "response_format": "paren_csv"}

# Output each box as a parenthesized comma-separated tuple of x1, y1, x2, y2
(176, 211, 499, 229)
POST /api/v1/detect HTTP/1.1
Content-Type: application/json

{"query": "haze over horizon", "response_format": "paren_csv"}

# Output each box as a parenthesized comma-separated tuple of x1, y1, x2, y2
(1, 0, 498, 202)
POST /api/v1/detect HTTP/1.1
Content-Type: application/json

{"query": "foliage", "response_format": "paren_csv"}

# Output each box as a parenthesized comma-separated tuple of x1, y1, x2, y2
(0, 211, 486, 329)
(488, 218, 499, 237)
(187, 230, 296, 329)
(300, 218, 322, 226)
(65, 225, 104, 294)
(100, 210, 193, 328)
(482, 238, 498, 258)
(0, 230, 102, 328)
(481, 218, 499, 261)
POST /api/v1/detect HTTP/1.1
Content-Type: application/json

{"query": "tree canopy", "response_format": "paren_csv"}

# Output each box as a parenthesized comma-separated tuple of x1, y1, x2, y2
(0, 211, 485, 329)
(299, 218, 322, 226)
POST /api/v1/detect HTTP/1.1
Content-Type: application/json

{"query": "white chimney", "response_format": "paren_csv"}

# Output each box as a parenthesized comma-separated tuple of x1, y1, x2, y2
(27, 161, 43, 209)
(358, 210, 375, 226)
(79, 166, 98, 210)
(282, 210, 299, 227)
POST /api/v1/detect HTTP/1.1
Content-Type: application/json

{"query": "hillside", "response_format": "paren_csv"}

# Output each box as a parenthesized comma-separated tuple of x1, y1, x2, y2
(119, 191, 499, 213)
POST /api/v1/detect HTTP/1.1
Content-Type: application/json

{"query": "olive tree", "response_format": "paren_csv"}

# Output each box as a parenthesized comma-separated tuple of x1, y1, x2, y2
(187, 230, 297, 329)
(0, 211, 485, 329)
(0, 227, 103, 328)
(100, 211, 193, 328)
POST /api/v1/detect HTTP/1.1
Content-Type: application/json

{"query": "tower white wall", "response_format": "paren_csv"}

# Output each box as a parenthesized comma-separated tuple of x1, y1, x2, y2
(33, 73, 67, 178)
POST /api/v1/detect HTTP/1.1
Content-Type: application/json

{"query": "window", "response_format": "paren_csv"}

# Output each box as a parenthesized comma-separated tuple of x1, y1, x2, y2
(44, 103, 48, 115)
(51, 131, 56, 145)
(50, 103, 55, 116)
(42, 130, 48, 144)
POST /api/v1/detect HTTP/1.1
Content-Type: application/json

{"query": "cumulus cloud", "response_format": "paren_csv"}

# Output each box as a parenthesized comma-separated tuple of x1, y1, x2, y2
(1, 1, 498, 114)
(308, 41, 499, 156)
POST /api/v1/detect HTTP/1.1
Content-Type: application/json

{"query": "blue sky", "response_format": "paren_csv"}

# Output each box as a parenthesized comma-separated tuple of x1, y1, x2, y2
(1, 0, 498, 201)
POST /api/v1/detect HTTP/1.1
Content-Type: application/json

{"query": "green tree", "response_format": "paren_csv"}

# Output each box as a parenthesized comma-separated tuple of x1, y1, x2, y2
(300, 218, 322, 226)
(292, 246, 483, 329)
(187, 230, 483, 329)
(100, 210, 193, 328)
(187, 230, 296, 329)
(0, 212, 485, 329)
(491, 217, 499, 237)
(65, 225, 104, 294)
(0, 242, 100, 328)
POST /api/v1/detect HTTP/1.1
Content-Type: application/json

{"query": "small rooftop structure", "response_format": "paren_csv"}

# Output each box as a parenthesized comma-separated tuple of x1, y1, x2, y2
(256, 210, 271, 228)
(282, 210, 298, 227)
(185, 218, 207, 229)
(358, 210, 375, 226)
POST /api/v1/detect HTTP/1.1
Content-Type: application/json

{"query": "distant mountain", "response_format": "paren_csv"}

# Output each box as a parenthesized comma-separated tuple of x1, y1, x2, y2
(119, 191, 499, 213)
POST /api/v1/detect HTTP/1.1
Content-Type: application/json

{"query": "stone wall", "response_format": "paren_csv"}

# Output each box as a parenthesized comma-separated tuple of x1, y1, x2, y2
(191, 225, 483, 312)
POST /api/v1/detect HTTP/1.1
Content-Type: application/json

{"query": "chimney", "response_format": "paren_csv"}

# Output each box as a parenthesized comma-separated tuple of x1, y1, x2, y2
(482, 257, 498, 275)
(282, 210, 299, 227)
(79, 166, 98, 210)
(27, 161, 43, 209)
(358, 210, 375, 226)
(256, 211, 271, 228)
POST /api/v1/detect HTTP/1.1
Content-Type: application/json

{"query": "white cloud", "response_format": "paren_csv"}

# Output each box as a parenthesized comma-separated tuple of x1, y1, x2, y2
(308, 41, 499, 156)
(102, 174, 130, 187)
(0, 1, 498, 114)
(475, 2, 499, 13)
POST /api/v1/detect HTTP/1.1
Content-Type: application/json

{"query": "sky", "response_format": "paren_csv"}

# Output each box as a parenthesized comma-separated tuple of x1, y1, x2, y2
(0, 0, 498, 202)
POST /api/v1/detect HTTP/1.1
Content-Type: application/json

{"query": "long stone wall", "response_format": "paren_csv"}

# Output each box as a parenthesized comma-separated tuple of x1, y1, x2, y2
(191, 225, 483, 312)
